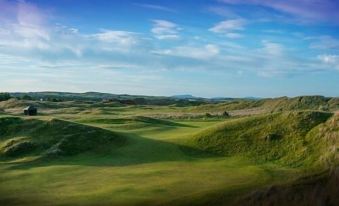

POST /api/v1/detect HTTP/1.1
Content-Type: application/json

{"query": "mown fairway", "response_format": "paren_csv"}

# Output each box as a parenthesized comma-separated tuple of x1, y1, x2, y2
(0, 100, 337, 206)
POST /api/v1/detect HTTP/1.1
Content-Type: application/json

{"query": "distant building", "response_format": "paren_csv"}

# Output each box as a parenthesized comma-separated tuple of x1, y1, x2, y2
(24, 106, 37, 116)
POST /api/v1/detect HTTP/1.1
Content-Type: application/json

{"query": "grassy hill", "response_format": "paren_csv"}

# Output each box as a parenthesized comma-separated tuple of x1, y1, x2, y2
(191, 111, 335, 167)
(189, 112, 338, 206)
(185, 96, 338, 113)
(0, 117, 125, 158)
(0, 97, 337, 206)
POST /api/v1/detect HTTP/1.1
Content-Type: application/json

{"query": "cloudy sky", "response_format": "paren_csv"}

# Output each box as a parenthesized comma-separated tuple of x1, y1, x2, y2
(0, 0, 338, 97)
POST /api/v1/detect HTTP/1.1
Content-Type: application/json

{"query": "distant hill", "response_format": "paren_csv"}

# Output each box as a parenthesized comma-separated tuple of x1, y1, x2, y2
(4, 92, 339, 110)
(171, 94, 201, 100)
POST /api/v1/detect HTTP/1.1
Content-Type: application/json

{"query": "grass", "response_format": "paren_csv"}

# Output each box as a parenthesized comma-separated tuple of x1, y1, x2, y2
(0, 100, 337, 205)
(0, 117, 125, 157)
(0, 156, 283, 206)
(191, 111, 334, 167)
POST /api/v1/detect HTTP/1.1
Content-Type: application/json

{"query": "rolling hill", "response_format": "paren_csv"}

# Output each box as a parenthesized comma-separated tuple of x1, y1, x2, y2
(0, 117, 125, 158)
(192, 111, 336, 167)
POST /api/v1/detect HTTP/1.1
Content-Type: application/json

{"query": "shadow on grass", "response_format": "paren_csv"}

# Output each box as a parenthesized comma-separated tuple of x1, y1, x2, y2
(3, 132, 220, 170)
(78, 116, 198, 128)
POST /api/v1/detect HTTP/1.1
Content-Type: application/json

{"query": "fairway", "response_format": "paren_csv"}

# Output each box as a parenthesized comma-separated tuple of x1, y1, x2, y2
(0, 111, 305, 206)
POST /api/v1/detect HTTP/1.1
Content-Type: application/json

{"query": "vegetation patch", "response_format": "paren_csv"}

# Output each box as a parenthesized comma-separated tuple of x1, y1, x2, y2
(192, 111, 333, 167)
(1, 137, 36, 157)
(0, 117, 126, 158)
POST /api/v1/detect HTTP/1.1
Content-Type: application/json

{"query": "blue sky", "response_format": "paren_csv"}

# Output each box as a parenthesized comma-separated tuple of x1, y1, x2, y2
(0, 0, 338, 97)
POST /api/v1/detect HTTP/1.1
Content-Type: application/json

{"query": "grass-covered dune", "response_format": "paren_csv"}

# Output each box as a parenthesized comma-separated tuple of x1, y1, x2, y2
(192, 111, 335, 167)
(235, 113, 339, 206)
(235, 166, 339, 206)
(0, 107, 337, 205)
(186, 96, 338, 114)
(190, 112, 338, 206)
(0, 117, 125, 158)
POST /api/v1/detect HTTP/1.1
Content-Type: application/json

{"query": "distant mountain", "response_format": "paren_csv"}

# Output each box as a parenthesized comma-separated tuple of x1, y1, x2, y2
(243, 96, 262, 100)
(170, 94, 201, 100)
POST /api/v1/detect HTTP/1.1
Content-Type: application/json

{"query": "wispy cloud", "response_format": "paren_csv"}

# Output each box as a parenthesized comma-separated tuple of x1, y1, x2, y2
(151, 20, 180, 40)
(152, 44, 219, 60)
(133, 3, 175, 12)
(209, 19, 245, 38)
(219, 0, 339, 24)
(207, 6, 239, 18)
(308, 36, 339, 50)
(91, 30, 138, 49)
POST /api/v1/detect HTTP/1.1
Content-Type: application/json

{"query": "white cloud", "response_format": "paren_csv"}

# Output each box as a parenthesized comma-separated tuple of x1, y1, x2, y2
(92, 30, 138, 47)
(261, 41, 284, 56)
(152, 44, 219, 60)
(219, 0, 339, 24)
(318, 54, 339, 70)
(151, 19, 180, 40)
(0, 1, 144, 57)
(0, 0, 51, 51)
(209, 19, 245, 33)
(225, 32, 243, 39)
(133, 3, 175, 12)
(209, 19, 245, 38)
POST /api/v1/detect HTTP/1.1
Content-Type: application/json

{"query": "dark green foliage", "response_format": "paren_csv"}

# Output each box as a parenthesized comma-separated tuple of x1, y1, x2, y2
(22, 95, 33, 100)
(0, 93, 11, 102)
(205, 113, 212, 117)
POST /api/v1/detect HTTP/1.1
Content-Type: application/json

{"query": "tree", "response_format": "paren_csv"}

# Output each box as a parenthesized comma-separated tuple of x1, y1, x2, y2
(0, 93, 11, 101)
(22, 95, 33, 100)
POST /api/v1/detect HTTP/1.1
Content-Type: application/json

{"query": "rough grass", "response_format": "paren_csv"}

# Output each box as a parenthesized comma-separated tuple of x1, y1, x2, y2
(0, 104, 337, 206)
(0, 114, 298, 206)
(78, 116, 193, 130)
(191, 111, 333, 167)
(0, 117, 126, 157)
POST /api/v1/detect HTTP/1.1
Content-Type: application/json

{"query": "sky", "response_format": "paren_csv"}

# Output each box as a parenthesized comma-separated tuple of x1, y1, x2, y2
(0, 0, 338, 98)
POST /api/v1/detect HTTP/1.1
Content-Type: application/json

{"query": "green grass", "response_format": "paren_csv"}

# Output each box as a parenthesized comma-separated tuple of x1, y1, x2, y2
(191, 111, 334, 167)
(0, 102, 337, 205)
(0, 117, 125, 157)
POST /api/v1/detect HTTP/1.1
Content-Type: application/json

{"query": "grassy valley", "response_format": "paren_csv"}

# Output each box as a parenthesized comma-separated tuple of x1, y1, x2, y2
(0, 94, 338, 205)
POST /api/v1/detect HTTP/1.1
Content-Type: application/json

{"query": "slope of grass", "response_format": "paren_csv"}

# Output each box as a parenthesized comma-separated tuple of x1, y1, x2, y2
(0, 106, 337, 205)
(0, 117, 125, 157)
(78, 116, 192, 130)
(233, 113, 339, 206)
(0, 114, 300, 206)
(191, 111, 333, 167)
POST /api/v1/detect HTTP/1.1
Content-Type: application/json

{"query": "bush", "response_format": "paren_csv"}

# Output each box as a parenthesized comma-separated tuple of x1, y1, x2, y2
(22, 95, 33, 100)
(222, 111, 230, 117)
(205, 113, 212, 117)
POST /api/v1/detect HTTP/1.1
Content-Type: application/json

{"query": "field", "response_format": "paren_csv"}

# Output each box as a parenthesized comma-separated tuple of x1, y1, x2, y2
(0, 96, 338, 205)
